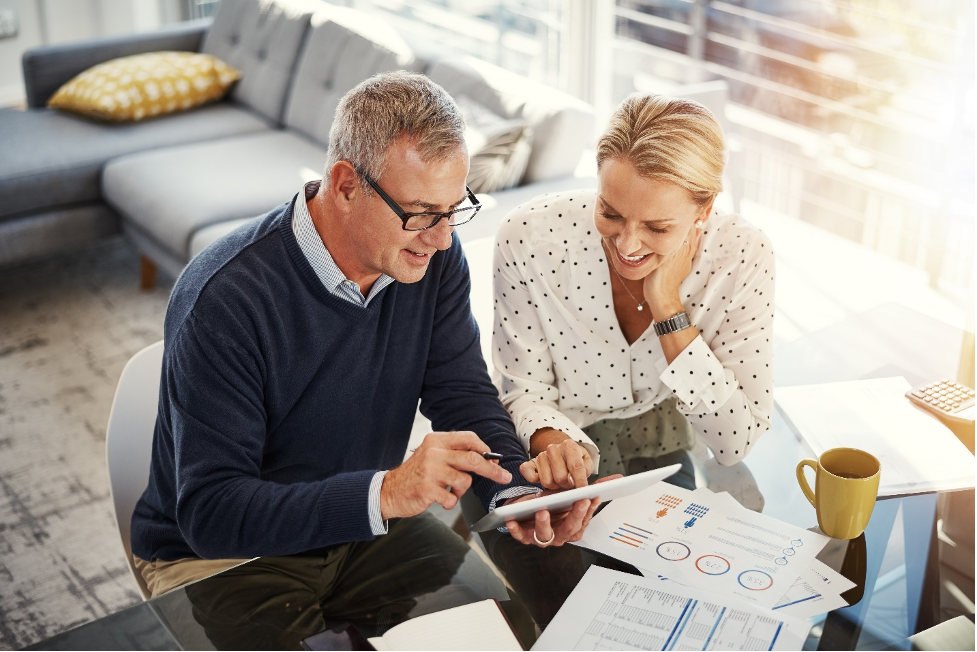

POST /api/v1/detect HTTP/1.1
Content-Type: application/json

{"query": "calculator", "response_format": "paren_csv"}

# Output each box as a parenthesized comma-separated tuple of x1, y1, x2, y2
(906, 379, 976, 424)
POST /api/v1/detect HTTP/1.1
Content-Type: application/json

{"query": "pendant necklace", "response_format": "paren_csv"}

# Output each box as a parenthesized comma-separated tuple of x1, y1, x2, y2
(604, 240, 646, 311)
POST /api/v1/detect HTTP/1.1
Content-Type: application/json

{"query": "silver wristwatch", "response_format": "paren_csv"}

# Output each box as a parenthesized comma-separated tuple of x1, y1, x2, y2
(653, 311, 692, 337)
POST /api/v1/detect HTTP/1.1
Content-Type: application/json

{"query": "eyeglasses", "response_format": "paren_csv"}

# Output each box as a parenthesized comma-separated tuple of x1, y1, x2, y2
(357, 168, 481, 231)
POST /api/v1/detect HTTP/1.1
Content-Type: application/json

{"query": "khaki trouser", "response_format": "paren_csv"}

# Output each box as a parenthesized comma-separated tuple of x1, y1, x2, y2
(133, 555, 250, 598)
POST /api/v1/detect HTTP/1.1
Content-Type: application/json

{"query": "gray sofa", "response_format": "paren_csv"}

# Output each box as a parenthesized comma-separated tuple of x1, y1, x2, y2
(0, 0, 595, 282)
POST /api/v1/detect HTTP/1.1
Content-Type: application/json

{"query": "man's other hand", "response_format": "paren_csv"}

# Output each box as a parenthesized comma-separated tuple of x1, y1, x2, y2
(504, 474, 623, 547)
(380, 431, 513, 520)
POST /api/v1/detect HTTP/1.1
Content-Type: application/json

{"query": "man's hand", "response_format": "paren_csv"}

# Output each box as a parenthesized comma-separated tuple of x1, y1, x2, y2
(505, 475, 622, 547)
(523, 428, 594, 490)
(380, 431, 512, 520)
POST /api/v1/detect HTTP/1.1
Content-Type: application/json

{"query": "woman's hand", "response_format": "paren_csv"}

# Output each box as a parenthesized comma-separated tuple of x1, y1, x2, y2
(642, 218, 706, 365)
(522, 428, 594, 490)
(505, 475, 622, 547)
(643, 218, 703, 316)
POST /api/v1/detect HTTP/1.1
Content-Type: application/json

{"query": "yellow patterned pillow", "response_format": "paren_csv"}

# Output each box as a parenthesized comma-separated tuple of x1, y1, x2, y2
(48, 51, 241, 122)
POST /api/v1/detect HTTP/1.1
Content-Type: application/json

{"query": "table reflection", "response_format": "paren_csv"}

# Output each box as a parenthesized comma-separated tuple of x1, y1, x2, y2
(158, 512, 511, 650)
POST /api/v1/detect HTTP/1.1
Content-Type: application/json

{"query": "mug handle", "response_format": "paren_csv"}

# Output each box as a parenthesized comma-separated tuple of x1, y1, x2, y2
(796, 460, 817, 507)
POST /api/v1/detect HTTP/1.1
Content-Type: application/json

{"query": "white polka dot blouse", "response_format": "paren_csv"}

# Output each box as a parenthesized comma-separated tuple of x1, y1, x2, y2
(492, 188, 775, 470)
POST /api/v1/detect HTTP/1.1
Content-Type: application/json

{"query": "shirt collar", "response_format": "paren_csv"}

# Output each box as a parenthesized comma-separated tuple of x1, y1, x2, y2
(292, 180, 394, 305)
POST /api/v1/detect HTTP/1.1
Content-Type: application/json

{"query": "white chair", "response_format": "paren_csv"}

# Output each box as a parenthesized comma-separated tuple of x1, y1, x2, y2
(105, 340, 164, 600)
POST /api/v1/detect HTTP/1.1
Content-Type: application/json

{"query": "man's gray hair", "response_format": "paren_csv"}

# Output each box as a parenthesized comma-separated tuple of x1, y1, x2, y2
(326, 71, 467, 194)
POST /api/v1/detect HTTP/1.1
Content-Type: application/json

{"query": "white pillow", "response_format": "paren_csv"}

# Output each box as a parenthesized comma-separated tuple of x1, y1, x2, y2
(457, 96, 533, 194)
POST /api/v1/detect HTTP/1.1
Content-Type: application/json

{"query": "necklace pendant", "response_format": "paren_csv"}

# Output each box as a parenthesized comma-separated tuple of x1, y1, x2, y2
(637, 304, 644, 311)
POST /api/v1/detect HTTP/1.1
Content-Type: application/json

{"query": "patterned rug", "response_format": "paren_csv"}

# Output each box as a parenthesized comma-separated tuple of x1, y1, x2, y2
(0, 238, 173, 650)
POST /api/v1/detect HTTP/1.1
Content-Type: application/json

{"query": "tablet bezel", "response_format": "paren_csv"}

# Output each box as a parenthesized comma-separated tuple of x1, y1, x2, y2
(470, 463, 681, 532)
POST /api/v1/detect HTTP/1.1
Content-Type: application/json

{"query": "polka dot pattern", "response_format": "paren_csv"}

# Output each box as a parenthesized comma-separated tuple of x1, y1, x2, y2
(492, 189, 775, 468)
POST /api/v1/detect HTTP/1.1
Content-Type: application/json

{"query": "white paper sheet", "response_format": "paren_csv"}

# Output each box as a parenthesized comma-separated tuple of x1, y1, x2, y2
(532, 566, 811, 651)
(576, 484, 830, 609)
(367, 599, 521, 651)
(771, 560, 854, 619)
(775, 377, 975, 496)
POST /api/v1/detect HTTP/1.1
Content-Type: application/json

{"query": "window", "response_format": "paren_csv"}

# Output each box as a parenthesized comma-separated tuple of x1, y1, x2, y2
(611, 0, 974, 299)
(336, 0, 565, 88)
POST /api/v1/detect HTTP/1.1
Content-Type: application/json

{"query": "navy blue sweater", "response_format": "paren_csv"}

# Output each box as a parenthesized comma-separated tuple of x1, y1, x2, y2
(131, 194, 531, 562)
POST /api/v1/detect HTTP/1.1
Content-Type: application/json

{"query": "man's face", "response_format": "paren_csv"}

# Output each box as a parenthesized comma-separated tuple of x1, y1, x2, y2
(347, 138, 469, 286)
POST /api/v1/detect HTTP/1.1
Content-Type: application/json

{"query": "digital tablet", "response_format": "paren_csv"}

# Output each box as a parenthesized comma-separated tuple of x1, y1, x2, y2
(470, 463, 681, 532)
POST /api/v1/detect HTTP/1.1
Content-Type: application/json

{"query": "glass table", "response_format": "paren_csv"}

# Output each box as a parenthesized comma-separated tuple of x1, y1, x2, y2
(29, 303, 974, 650)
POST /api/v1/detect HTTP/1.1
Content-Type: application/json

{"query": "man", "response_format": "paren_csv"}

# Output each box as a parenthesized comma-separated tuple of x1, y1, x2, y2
(130, 71, 600, 600)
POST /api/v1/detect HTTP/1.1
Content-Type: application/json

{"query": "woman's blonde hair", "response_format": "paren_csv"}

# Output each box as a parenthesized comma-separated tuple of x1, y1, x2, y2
(596, 94, 726, 206)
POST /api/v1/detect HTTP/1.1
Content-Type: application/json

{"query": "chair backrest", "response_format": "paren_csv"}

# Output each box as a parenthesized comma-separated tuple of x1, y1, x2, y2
(105, 340, 164, 600)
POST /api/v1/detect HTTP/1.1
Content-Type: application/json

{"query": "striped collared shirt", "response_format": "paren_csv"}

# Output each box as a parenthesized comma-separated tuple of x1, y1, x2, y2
(292, 181, 394, 307)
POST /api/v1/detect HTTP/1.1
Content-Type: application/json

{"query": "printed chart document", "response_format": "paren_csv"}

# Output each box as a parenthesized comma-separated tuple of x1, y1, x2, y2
(367, 599, 522, 651)
(576, 485, 830, 609)
(775, 376, 975, 496)
(772, 560, 854, 619)
(532, 566, 810, 651)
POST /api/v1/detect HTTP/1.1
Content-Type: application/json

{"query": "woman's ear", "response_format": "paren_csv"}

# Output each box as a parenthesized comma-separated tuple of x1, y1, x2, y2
(697, 196, 717, 225)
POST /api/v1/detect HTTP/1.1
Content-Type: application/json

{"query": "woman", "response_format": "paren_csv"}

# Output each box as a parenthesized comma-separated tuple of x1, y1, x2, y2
(492, 94, 774, 490)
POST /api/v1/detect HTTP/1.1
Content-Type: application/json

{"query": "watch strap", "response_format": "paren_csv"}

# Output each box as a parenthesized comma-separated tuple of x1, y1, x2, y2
(653, 311, 692, 337)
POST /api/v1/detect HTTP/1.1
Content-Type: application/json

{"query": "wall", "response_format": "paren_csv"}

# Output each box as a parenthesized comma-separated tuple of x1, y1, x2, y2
(0, 0, 181, 107)
(0, 0, 43, 105)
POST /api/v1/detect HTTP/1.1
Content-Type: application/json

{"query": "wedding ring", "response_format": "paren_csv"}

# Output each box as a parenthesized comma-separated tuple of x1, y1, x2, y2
(534, 530, 556, 546)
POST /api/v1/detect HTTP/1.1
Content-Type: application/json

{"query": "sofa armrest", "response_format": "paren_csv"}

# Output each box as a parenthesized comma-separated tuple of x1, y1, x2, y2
(22, 18, 212, 108)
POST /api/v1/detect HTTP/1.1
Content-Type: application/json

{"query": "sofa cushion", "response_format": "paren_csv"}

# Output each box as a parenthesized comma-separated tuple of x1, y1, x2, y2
(189, 217, 257, 260)
(22, 18, 211, 109)
(0, 103, 272, 222)
(201, 0, 318, 125)
(47, 52, 241, 122)
(103, 129, 328, 262)
(282, 7, 424, 146)
(425, 56, 595, 184)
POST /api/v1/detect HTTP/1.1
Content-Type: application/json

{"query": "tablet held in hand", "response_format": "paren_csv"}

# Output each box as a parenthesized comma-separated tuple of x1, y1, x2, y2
(470, 464, 681, 532)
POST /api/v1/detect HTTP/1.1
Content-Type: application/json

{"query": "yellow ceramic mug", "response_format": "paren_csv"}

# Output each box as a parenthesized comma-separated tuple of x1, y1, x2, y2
(796, 447, 881, 539)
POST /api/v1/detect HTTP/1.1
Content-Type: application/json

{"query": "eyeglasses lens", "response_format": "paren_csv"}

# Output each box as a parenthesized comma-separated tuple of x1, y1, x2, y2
(403, 205, 479, 231)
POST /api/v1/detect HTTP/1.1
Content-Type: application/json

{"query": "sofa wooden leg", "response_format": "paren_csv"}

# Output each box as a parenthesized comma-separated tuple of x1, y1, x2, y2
(139, 255, 157, 291)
